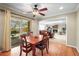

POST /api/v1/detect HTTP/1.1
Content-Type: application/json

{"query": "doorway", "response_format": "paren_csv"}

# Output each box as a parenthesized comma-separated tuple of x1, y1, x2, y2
(39, 17, 67, 44)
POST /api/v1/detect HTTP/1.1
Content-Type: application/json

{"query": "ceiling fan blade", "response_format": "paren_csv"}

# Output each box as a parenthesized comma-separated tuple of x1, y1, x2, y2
(39, 8, 48, 11)
(39, 13, 45, 16)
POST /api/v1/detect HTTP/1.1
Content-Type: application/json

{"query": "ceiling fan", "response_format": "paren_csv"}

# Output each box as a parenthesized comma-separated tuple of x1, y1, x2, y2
(27, 4, 48, 17)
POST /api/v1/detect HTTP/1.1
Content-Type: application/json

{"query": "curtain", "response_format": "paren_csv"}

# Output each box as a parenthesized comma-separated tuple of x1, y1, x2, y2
(2, 10, 11, 51)
(0, 10, 5, 50)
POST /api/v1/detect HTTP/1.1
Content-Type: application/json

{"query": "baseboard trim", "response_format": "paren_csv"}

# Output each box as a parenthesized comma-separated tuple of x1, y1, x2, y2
(66, 44, 77, 48)
(76, 48, 79, 53)
(1, 49, 11, 53)
(66, 44, 79, 53)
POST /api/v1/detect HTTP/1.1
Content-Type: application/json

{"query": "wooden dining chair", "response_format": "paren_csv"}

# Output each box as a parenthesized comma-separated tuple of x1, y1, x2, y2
(19, 35, 32, 56)
(40, 31, 49, 49)
(36, 34, 49, 56)
(43, 31, 49, 49)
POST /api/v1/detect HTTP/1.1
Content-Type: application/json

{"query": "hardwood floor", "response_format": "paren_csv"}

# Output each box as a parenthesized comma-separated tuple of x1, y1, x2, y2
(0, 39, 79, 56)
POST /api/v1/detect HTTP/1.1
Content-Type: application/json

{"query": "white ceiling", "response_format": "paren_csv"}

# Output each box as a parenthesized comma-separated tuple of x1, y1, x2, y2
(39, 17, 66, 25)
(0, 3, 79, 20)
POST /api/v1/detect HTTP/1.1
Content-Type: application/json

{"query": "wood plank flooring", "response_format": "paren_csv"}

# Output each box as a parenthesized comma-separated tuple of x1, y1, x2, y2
(0, 39, 79, 56)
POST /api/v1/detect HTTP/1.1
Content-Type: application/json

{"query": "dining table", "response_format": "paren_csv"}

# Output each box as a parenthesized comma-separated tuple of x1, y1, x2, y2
(26, 35, 43, 56)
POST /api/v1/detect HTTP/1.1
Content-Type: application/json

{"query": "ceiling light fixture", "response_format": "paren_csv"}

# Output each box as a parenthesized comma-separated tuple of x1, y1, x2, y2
(59, 6, 64, 10)
(33, 9, 39, 15)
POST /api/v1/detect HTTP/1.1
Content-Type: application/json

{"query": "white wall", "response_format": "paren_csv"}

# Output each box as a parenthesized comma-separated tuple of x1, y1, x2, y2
(76, 11, 79, 51)
(0, 11, 4, 50)
(30, 20, 39, 36)
(39, 24, 46, 30)
(66, 13, 77, 47)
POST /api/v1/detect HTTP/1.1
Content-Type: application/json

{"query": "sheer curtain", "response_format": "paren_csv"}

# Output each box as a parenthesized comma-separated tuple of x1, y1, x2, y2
(2, 10, 11, 51)
(0, 10, 5, 51)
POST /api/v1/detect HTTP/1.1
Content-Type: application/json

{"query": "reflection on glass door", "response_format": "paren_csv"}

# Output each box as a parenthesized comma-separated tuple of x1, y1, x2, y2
(10, 18, 29, 48)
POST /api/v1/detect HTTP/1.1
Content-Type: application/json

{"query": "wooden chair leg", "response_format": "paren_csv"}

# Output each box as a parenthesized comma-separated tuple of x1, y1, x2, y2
(47, 40, 49, 49)
(46, 45, 49, 54)
(41, 50, 43, 56)
(26, 53, 27, 56)
(26, 48, 27, 56)
(20, 49, 22, 56)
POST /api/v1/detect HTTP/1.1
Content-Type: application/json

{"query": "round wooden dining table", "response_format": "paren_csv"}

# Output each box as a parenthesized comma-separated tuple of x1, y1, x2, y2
(26, 35, 43, 56)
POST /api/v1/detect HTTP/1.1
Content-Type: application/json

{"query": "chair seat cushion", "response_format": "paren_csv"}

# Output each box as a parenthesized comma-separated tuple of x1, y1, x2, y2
(36, 43, 46, 50)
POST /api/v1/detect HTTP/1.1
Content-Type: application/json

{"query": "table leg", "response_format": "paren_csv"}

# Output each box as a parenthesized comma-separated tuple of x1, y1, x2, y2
(32, 44, 36, 56)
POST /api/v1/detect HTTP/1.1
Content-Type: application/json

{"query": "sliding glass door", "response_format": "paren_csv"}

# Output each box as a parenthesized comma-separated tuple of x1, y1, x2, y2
(10, 17, 29, 48)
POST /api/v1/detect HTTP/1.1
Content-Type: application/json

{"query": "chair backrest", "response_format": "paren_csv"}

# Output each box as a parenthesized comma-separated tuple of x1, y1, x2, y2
(20, 34, 32, 54)
(42, 31, 49, 39)
(42, 31, 49, 45)
(20, 35, 27, 47)
(28, 32, 33, 36)
(39, 34, 48, 44)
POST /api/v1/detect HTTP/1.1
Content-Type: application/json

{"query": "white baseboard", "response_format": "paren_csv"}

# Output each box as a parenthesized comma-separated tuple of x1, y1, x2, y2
(76, 48, 79, 53)
(66, 44, 77, 48)
(66, 44, 79, 53)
